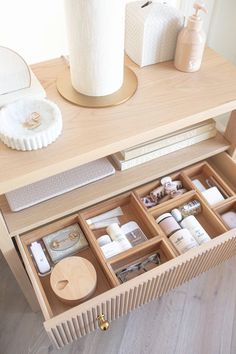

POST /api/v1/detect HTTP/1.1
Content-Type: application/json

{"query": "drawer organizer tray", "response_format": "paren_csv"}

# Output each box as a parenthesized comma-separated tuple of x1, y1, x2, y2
(16, 154, 236, 349)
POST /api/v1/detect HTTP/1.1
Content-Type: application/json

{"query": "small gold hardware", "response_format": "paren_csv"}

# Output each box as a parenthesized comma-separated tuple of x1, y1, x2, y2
(23, 112, 41, 130)
(97, 314, 110, 331)
(50, 232, 79, 249)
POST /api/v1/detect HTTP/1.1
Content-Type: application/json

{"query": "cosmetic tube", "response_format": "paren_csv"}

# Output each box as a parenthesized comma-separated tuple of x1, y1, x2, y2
(86, 207, 123, 226)
(90, 217, 121, 230)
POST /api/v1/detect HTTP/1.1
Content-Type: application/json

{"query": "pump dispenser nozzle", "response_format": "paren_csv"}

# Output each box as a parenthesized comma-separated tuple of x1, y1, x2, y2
(193, 2, 208, 18)
(187, 1, 207, 31)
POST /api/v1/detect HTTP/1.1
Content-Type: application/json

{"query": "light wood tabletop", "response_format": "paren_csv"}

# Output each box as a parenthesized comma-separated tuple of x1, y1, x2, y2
(1, 48, 236, 193)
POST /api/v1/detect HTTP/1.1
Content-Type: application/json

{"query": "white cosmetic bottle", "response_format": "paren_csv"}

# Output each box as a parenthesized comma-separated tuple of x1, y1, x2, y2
(180, 215, 211, 245)
(169, 228, 198, 254)
(106, 223, 132, 251)
(174, 2, 207, 73)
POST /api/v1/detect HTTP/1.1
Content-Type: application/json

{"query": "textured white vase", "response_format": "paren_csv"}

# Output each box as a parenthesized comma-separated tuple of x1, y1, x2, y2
(64, 0, 126, 97)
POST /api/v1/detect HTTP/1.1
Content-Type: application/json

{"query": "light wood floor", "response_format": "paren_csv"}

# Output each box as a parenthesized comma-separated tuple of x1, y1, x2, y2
(1, 250, 236, 354)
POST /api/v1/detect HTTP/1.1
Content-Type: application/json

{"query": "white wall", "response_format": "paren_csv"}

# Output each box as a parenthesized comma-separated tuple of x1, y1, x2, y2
(178, 0, 215, 36)
(0, 0, 67, 64)
(1, 0, 235, 67)
(0, 0, 179, 64)
(207, 0, 236, 130)
(208, 0, 236, 65)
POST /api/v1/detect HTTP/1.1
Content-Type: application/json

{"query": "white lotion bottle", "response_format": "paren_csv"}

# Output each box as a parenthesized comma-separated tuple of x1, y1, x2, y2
(174, 2, 207, 73)
(106, 223, 132, 251)
(180, 215, 211, 245)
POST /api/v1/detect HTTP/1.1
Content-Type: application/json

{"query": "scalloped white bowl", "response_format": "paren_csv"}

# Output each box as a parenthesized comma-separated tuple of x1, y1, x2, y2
(0, 98, 62, 151)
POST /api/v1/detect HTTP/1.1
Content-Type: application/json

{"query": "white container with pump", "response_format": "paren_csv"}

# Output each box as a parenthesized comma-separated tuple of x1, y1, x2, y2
(174, 2, 207, 72)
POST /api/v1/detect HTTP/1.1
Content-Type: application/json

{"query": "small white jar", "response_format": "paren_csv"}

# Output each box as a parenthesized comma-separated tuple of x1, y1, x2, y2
(169, 228, 198, 254)
(97, 235, 112, 247)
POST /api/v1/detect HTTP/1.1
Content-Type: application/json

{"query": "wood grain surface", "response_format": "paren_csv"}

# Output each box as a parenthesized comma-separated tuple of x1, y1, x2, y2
(1, 250, 236, 354)
(0, 135, 230, 237)
(224, 110, 236, 160)
(1, 49, 236, 193)
(50, 257, 97, 305)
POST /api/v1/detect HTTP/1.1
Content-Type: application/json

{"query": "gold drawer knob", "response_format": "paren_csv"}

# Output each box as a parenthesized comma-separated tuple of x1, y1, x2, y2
(97, 314, 110, 331)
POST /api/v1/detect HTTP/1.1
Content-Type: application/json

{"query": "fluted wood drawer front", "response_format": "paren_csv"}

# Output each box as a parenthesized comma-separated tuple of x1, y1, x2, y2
(42, 229, 236, 349)
(15, 152, 236, 348)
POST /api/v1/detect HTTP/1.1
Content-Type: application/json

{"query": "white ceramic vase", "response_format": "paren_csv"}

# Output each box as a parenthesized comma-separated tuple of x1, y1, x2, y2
(64, 0, 126, 97)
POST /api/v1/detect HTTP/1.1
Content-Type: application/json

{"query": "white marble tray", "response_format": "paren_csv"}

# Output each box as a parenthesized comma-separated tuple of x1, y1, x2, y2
(0, 98, 62, 150)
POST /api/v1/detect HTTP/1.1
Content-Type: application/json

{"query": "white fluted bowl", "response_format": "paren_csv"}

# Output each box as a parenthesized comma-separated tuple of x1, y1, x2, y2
(0, 98, 62, 151)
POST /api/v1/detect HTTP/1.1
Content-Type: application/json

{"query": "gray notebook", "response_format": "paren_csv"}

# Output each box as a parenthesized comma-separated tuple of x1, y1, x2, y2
(6, 158, 115, 211)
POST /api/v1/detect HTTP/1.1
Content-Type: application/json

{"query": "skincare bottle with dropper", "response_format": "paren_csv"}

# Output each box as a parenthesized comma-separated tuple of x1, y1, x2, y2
(174, 1, 207, 73)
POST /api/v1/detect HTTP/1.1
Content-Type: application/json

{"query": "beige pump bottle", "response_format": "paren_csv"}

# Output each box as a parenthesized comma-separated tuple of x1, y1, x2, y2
(174, 2, 207, 73)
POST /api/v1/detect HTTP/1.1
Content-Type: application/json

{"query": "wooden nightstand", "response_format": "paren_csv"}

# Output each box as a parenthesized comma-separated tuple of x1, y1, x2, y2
(0, 48, 235, 348)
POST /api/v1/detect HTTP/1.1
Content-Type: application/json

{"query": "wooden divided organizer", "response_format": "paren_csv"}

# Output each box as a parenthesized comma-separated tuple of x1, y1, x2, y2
(78, 192, 163, 262)
(15, 156, 236, 348)
(149, 191, 227, 246)
(17, 215, 115, 319)
(135, 171, 194, 212)
(214, 197, 236, 230)
(183, 162, 235, 206)
(110, 238, 176, 284)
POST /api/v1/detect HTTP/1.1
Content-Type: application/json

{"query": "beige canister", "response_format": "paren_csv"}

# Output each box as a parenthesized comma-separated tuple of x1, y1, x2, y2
(50, 256, 97, 305)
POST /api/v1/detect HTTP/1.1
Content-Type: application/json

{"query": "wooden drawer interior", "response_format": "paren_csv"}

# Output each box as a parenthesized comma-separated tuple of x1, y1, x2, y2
(78, 192, 164, 262)
(17, 215, 116, 319)
(208, 153, 236, 194)
(149, 192, 227, 242)
(110, 238, 175, 284)
(183, 161, 235, 206)
(16, 156, 236, 344)
(213, 197, 236, 230)
(79, 192, 162, 243)
(135, 171, 194, 212)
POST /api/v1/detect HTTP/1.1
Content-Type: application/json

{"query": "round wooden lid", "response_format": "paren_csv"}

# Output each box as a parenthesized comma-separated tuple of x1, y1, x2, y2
(50, 256, 97, 304)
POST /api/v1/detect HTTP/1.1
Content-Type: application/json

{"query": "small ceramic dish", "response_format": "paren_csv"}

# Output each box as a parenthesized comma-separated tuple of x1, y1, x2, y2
(0, 98, 62, 151)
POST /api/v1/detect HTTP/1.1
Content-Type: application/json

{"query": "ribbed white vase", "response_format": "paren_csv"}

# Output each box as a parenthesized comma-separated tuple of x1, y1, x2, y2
(64, 0, 126, 97)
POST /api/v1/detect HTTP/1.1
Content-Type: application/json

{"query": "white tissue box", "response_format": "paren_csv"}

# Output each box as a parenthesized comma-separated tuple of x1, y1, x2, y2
(125, 1, 184, 67)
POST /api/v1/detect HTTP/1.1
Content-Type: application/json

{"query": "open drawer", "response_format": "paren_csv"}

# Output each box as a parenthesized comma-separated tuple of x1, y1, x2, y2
(16, 152, 236, 349)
